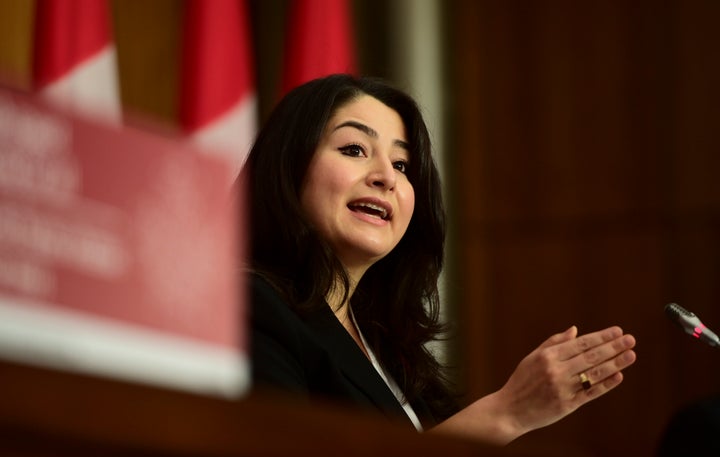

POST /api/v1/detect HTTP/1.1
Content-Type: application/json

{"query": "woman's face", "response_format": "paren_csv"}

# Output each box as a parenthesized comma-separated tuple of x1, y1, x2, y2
(300, 95, 415, 276)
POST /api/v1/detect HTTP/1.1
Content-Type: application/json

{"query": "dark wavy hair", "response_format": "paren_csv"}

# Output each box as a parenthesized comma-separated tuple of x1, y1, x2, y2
(239, 74, 457, 420)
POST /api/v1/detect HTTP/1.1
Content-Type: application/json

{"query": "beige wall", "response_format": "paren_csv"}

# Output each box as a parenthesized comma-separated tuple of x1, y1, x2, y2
(0, 0, 34, 89)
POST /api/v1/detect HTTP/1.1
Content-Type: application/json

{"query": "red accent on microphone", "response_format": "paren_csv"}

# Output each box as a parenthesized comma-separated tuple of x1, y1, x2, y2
(693, 324, 706, 338)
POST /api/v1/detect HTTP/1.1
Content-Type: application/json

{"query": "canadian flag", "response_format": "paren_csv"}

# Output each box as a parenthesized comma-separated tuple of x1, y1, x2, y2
(32, 0, 121, 123)
(281, 0, 357, 95)
(179, 0, 257, 176)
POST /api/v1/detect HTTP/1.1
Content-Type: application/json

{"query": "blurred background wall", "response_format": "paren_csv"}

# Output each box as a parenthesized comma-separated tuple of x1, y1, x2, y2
(448, 1, 720, 456)
(1, 1, 719, 456)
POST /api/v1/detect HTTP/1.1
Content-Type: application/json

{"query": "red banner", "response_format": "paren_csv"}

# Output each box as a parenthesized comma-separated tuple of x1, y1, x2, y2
(0, 88, 246, 397)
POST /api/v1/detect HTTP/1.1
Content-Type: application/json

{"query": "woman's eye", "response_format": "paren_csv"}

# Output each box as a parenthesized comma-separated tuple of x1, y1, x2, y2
(339, 144, 365, 157)
(393, 161, 408, 174)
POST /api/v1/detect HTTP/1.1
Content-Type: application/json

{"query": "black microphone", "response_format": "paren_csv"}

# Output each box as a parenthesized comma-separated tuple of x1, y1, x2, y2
(665, 303, 720, 348)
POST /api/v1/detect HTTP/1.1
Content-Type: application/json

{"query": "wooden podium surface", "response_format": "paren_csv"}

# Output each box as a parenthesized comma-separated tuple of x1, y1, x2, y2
(0, 360, 548, 457)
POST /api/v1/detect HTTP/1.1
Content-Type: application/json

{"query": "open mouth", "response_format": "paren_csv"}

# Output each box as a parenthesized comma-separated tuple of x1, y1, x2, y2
(348, 202, 390, 220)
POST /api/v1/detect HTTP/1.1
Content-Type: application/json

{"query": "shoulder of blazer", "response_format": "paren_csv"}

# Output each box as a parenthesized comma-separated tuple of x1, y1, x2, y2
(248, 274, 416, 426)
(249, 274, 319, 389)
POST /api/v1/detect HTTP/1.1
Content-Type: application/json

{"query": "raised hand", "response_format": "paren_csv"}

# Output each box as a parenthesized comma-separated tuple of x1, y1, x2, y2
(432, 325, 637, 445)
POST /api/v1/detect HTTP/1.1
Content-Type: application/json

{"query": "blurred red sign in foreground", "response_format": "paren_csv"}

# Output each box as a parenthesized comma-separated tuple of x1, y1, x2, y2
(0, 88, 246, 398)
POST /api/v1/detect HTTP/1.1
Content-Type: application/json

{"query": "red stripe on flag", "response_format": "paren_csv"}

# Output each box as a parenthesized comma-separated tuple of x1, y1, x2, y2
(32, 0, 113, 89)
(281, 0, 356, 95)
(180, 0, 255, 133)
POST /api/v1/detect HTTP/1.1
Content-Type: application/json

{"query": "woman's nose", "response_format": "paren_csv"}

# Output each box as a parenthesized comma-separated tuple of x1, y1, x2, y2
(367, 155, 396, 191)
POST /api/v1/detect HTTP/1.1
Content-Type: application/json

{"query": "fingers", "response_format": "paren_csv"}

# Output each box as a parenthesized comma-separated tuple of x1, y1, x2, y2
(538, 325, 578, 349)
(574, 344, 636, 392)
(573, 371, 625, 403)
(568, 332, 636, 375)
(553, 326, 626, 361)
(542, 325, 637, 402)
(568, 331, 635, 369)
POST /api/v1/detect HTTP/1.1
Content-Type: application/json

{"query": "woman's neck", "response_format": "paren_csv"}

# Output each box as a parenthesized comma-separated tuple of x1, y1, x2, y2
(324, 265, 365, 311)
(325, 275, 356, 320)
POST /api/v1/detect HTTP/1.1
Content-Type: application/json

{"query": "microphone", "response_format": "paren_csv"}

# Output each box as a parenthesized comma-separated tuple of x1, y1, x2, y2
(665, 303, 720, 348)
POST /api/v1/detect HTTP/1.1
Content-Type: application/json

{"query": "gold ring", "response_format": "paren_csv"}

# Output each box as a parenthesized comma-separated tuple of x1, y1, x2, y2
(579, 372, 591, 390)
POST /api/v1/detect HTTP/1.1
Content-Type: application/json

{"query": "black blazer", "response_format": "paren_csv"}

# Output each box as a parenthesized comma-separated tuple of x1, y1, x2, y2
(249, 274, 435, 430)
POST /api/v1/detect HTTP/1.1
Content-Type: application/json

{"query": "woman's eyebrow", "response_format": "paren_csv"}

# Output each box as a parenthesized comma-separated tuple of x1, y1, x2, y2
(334, 120, 376, 137)
(333, 120, 410, 150)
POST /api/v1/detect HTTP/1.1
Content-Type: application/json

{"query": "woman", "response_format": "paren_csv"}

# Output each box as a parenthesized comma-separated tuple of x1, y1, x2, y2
(240, 74, 637, 444)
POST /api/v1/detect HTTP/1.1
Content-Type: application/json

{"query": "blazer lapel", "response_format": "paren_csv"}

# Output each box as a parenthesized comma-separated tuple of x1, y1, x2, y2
(303, 305, 411, 423)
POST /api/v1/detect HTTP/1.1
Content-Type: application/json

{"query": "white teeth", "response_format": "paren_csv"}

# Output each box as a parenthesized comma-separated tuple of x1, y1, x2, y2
(354, 202, 388, 219)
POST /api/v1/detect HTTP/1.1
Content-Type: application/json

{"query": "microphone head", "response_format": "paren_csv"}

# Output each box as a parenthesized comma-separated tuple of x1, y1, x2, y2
(664, 302, 720, 348)
(665, 302, 695, 320)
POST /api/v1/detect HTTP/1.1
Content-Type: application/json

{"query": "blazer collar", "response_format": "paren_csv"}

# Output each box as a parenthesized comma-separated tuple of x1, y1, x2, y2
(303, 303, 413, 425)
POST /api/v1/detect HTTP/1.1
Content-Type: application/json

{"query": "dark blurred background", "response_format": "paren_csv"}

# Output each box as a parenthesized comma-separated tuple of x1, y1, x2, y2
(1, 1, 718, 456)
